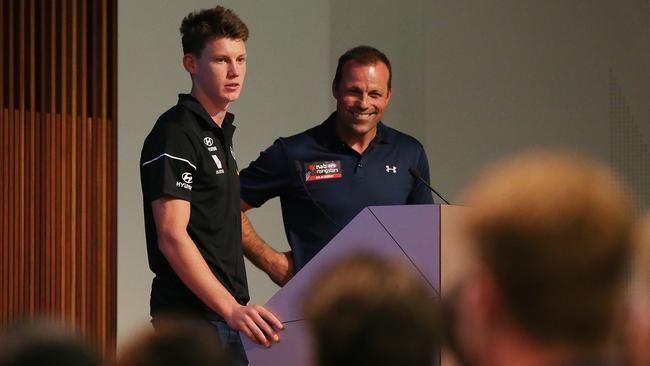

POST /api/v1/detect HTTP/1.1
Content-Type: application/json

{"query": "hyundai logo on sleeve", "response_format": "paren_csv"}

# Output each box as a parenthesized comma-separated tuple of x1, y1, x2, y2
(176, 172, 193, 191)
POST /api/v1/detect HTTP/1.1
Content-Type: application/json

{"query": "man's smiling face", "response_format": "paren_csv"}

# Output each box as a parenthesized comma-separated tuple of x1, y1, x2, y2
(332, 60, 392, 140)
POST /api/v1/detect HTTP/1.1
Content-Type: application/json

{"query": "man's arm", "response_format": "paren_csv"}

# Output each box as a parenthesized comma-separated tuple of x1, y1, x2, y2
(240, 200, 294, 286)
(153, 196, 283, 346)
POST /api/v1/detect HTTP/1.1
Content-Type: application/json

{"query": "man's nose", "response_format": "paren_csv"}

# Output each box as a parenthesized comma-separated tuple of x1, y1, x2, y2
(356, 94, 369, 109)
(227, 62, 240, 78)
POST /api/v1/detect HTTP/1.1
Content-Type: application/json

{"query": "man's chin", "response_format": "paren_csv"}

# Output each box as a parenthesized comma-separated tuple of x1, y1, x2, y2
(219, 90, 241, 102)
(336, 115, 379, 137)
(349, 123, 377, 136)
(224, 94, 241, 103)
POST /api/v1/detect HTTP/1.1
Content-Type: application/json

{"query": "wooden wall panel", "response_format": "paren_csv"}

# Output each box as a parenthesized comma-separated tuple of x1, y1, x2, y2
(0, 0, 117, 357)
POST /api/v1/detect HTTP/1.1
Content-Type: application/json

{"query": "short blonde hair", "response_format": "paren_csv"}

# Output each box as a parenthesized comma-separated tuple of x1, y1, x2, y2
(462, 150, 634, 349)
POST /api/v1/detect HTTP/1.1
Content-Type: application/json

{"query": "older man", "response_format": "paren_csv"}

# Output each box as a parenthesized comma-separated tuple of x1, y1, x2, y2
(240, 46, 434, 285)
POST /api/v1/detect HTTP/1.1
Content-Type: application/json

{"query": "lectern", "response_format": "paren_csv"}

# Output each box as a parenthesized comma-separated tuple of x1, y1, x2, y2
(242, 204, 469, 366)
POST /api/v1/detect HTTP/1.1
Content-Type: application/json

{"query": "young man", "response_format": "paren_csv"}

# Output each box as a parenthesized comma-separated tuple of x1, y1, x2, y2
(239, 46, 434, 286)
(139, 7, 281, 365)
(448, 151, 634, 366)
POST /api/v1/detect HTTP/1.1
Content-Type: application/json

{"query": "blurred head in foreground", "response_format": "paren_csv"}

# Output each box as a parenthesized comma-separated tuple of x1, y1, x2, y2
(117, 320, 231, 366)
(450, 150, 634, 366)
(0, 322, 100, 366)
(303, 253, 440, 366)
(627, 214, 650, 366)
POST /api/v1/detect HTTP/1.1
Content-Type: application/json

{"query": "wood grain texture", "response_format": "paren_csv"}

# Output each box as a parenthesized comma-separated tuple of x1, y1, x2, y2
(0, 0, 116, 358)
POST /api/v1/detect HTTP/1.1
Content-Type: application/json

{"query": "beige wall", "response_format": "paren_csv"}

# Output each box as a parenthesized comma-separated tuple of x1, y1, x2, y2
(118, 0, 650, 350)
(331, 0, 649, 202)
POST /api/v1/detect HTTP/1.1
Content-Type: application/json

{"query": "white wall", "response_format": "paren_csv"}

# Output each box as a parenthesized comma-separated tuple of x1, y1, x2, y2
(119, 0, 650, 351)
(117, 0, 330, 350)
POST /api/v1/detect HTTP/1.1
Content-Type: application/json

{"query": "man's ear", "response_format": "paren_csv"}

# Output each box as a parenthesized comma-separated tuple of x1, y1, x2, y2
(386, 88, 392, 103)
(182, 53, 197, 74)
(332, 81, 339, 100)
(477, 273, 507, 326)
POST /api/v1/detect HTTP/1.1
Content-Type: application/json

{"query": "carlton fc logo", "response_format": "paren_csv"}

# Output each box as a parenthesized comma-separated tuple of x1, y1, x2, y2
(203, 137, 214, 147)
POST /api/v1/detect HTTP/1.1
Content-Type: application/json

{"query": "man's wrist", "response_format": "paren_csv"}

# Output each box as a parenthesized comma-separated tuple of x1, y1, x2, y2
(217, 297, 241, 322)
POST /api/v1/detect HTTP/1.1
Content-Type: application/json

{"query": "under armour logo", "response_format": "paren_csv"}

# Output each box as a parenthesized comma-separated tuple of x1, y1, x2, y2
(181, 172, 193, 183)
(203, 137, 213, 146)
(386, 165, 397, 173)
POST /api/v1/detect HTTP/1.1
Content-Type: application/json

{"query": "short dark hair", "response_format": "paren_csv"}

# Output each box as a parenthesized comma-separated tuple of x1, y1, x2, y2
(304, 254, 440, 366)
(0, 323, 100, 366)
(333, 45, 392, 90)
(180, 6, 249, 56)
(118, 320, 231, 366)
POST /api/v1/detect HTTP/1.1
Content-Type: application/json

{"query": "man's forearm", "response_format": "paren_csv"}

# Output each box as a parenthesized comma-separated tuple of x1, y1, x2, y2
(153, 197, 283, 346)
(242, 211, 277, 269)
(241, 211, 293, 286)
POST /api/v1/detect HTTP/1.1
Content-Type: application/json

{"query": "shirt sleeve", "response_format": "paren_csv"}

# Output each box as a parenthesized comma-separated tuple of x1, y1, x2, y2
(407, 144, 435, 204)
(240, 138, 293, 207)
(140, 124, 198, 202)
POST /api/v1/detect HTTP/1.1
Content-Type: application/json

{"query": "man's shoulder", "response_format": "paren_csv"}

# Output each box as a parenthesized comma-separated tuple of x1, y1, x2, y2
(155, 103, 196, 129)
(381, 123, 425, 150)
(147, 105, 197, 139)
(141, 105, 200, 156)
(282, 123, 321, 143)
(265, 121, 324, 153)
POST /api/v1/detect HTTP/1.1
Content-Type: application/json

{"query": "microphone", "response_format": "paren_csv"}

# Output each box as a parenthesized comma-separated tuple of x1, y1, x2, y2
(294, 161, 343, 229)
(408, 167, 450, 205)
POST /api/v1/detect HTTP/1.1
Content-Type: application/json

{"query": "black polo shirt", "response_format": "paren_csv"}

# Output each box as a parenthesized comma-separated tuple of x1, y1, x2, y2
(140, 94, 249, 321)
(240, 112, 434, 272)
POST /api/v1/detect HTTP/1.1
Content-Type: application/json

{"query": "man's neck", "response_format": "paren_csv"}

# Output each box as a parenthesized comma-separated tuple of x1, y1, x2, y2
(190, 88, 228, 127)
(335, 121, 377, 155)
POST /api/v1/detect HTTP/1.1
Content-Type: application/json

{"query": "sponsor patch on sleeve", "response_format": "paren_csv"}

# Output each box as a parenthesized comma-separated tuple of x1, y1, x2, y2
(304, 160, 343, 181)
(176, 172, 193, 191)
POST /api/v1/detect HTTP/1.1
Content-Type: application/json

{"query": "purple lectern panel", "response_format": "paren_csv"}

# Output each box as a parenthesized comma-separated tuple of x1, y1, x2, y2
(368, 205, 440, 293)
(243, 205, 442, 366)
(242, 320, 312, 366)
(263, 207, 426, 323)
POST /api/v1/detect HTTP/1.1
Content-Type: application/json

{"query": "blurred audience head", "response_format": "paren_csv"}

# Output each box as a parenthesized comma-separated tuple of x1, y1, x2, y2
(450, 150, 634, 366)
(117, 320, 231, 366)
(0, 321, 100, 366)
(303, 253, 440, 366)
(627, 214, 650, 366)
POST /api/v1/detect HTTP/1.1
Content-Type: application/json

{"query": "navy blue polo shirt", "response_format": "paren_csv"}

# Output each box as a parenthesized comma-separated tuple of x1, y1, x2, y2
(240, 113, 434, 272)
